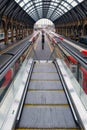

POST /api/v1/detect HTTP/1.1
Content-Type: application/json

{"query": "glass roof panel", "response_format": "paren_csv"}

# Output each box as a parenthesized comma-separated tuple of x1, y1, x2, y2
(24, 0, 29, 2)
(15, 0, 20, 2)
(78, 0, 84, 2)
(71, 1, 78, 6)
(15, 0, 84, 21)
(20, 1, 24, 7)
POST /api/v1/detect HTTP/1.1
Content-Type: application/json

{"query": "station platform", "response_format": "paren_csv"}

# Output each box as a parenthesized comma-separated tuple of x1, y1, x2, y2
(30, 32, 52, 60)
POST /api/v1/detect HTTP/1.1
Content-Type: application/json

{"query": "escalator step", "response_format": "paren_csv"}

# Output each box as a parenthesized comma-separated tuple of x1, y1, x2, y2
(25, 91, 68, 104)
(17, 106, 78, 129)
(29, 81, 63, 90)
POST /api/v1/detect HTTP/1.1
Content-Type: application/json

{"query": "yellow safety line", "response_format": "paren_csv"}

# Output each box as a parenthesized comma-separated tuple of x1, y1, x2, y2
(31, 79, 60, 81)
(24, 104, 69, 107)
(55, 47, 64, 59)
(34, 42, 38, 50)
(34, 35, 40, 50)
(16, 128, 80, 130)
(48, 42, 53, 52)
(32, 72, 57, 74)
(46, 36, 63, 59)
(26, 46, 33, 58)
(28, 89, 64, 92)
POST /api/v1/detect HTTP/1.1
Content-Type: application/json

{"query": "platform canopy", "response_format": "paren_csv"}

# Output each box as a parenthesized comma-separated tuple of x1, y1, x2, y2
(15, 0, 85, 22)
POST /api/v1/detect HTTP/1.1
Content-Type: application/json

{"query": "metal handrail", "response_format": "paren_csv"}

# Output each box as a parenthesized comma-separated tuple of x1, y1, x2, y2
(56, 40, 87, 69)
(0, 41, 31, 80)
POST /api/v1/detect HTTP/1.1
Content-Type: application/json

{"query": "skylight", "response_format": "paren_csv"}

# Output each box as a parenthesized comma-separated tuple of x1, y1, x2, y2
(15, 0, 84, 21)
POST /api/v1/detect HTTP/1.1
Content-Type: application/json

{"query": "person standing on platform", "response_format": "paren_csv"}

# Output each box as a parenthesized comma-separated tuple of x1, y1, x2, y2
(42, 31, 45, 50)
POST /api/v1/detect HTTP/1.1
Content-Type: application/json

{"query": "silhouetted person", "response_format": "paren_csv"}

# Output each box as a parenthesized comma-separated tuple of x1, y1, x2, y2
(42, 32, 44, 49)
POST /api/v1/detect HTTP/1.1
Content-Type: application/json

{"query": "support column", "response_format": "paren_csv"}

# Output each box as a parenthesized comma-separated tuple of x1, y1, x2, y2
(22, 25, 24, 38)
(11, 21, 14, 42)
(4, 22, 8, 45)
(16, 24, 19, 40)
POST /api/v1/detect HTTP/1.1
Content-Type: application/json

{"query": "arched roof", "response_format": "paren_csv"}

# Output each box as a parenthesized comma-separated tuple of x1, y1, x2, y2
(15, 0, 84, 22)
(54, 0, 87, 25)
(0, 0, 86, 26)
(0, 0, 35, 26)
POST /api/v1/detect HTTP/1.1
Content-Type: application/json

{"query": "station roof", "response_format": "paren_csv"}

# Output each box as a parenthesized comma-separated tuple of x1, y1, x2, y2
(0, 0, 86, 26)
(15, 0, 84, 22)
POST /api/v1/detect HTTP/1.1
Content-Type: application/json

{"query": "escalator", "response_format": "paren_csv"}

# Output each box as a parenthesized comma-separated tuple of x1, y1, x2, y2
(16, 61, 80, 130)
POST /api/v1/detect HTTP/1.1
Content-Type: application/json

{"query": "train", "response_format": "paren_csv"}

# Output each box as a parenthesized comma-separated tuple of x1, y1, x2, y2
(30, 31, 40, 43)
(0, 31, 40, 101)
(49, 31, 87, 55)
(78, 36, 87, 44)
(46, 30, 87, 94)
(64, 54, 87, 94)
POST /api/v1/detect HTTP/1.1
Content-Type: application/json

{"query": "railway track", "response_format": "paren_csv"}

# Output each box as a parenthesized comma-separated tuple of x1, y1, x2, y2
(0, 36, 31, 55)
